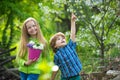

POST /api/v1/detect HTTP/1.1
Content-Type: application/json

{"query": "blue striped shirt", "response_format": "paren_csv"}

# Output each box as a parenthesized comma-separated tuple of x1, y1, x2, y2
(54, 39, 82, 78)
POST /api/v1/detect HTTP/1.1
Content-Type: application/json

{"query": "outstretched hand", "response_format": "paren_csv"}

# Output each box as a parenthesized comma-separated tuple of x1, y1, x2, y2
(70, 13, 76, 42)
(71, 13, 77, 21)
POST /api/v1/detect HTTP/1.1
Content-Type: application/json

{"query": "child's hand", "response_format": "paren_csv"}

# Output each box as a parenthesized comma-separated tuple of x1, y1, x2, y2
(71, 13, 77, 22)
(24, 58, 37, 66)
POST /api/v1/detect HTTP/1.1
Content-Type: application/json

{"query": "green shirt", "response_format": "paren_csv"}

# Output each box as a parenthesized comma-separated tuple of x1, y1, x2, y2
(16, 50, 42, 74)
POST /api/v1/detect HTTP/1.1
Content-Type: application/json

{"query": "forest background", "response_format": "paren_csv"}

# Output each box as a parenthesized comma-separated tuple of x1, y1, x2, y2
(0, 0, 120, 80)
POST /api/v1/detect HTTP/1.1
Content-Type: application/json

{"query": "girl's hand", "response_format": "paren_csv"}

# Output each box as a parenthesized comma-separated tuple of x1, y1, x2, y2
(24, 58, 37, 66)
(71, 13, 77, 22)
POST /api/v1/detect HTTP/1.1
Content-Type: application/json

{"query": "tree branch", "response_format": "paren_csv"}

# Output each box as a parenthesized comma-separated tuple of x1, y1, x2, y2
(106, 15, 118, 36)
(94, 0, 110, 28)
(0, 56, 16, 66)
(0, 47, 16, 55)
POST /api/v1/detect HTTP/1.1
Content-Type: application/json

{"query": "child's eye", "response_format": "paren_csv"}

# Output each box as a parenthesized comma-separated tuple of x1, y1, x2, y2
(27, 26, 31, 29)
(33, 25, 36, 27)
(57, 38, 60, 40)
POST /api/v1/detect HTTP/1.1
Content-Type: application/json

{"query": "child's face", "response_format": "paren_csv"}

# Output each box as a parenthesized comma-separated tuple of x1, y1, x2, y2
(26, 20, 37, 37)
(54, 36, 67, 48)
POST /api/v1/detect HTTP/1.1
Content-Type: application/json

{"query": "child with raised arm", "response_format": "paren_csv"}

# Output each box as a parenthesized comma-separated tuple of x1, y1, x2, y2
(16, 17, 47, 80)
(50, 13, 82, 80)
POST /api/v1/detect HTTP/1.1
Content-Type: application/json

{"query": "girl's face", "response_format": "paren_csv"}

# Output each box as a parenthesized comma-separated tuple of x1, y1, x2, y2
(26, 20, 37, 37)
(54, 36, 67, 48)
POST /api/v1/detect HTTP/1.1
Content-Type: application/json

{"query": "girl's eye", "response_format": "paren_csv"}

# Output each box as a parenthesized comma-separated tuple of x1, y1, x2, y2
(27, 25, 35, 29)
(33, 25, 36, 27)
(27, 26, 31, 29)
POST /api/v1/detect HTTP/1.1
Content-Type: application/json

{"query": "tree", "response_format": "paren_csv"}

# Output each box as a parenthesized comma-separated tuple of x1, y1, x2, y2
(71, 0, 119, 65)
(52, 0, 120, 65)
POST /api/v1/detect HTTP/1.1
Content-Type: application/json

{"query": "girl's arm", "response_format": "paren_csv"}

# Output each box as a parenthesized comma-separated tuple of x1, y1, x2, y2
(70, 13, 76, 42)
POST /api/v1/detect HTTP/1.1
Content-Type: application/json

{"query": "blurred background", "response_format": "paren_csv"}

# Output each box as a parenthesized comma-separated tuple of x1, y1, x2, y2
(0, 0, 120, 80)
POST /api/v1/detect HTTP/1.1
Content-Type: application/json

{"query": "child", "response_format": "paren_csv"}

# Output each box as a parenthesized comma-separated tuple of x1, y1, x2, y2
(16, 17, 46, 80)
(50, 13, 82, 80)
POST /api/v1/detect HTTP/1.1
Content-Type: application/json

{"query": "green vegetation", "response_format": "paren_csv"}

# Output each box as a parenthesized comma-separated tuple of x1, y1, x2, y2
(0, 0, 120, 80)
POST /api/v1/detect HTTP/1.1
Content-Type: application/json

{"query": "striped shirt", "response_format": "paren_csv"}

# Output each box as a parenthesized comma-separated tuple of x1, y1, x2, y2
(54, 39, 82, 78)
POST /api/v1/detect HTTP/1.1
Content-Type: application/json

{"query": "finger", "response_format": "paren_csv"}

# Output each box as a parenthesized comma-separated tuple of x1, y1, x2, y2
(29, 60, 33, 63)
(33, 58, 38, 61)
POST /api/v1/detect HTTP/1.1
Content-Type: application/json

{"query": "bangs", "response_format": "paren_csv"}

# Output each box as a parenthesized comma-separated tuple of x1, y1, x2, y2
(50, 32, 65, 43)
(54, 32, 65, 39)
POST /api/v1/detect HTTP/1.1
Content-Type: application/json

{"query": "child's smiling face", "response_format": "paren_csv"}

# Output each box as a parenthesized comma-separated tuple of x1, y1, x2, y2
(26, 20, 38, 37)
(54, 35, 67, 48)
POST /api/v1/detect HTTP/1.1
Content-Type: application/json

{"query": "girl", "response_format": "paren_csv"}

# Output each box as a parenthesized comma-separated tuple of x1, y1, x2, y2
(16, 17, 46, 80)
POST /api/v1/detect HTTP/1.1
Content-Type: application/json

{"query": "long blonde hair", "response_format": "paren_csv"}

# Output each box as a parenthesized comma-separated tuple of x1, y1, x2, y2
(18, 17, 46, 57)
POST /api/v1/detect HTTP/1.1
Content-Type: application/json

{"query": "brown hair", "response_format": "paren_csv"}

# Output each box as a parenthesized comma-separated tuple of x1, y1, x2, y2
(18, 17, 47, 57)
(50, 32, 65, 53)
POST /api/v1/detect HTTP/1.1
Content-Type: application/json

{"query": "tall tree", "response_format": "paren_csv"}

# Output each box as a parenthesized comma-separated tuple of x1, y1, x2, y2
(51, 0, 120, 65)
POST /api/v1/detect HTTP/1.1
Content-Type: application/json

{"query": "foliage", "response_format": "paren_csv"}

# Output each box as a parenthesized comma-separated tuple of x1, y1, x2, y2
(0, 0, 120, 79)
(37, 59, 53, 80)
(52, 0, 120, 73)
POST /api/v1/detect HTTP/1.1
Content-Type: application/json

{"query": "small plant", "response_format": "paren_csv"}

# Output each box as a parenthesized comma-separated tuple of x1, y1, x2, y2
(27, 38, 44, 60)
(27, 38, 44, 50)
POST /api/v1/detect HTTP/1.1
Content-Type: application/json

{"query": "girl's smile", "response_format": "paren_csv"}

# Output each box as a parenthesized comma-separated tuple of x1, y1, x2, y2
(26, 20, 38, 37)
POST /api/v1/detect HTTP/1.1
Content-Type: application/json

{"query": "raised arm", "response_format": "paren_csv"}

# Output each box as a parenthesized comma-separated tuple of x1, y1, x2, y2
(70, 13, 77, 42)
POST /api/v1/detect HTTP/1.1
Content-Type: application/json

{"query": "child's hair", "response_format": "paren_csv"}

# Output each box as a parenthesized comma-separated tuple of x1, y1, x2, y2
(18, 17, 46, 57)
(50, 32, 65, 53)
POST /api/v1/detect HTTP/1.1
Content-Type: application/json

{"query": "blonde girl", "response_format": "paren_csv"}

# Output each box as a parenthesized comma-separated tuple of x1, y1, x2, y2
(16, 17, 46, 80)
